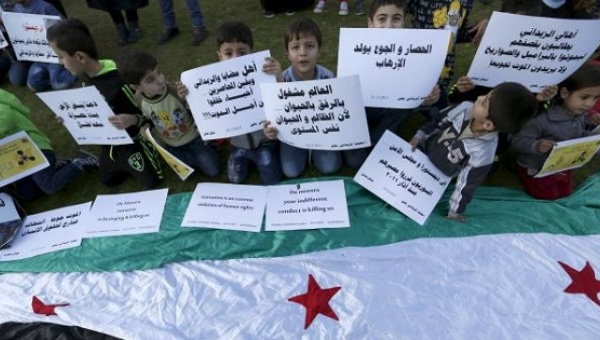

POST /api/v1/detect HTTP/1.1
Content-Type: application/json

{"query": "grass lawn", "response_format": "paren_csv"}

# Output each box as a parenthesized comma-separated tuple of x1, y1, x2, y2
(6, 0, 599, 214)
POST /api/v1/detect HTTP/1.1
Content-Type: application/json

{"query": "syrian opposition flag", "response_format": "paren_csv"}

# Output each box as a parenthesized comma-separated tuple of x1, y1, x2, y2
(1, 176, 600, 338)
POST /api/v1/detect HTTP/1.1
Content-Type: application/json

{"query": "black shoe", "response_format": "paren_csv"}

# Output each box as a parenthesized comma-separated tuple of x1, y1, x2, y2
(285, 10, 296, 15)
(73, 150, 99, 170)
(157, 27, 180, 45)
(190, 27, 209, 46)
(263, 10, 275, 18)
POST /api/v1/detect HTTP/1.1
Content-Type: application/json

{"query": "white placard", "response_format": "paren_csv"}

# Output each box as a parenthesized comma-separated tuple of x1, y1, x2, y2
(181, 183, 268, 232)
(354, 130, 451, 225)
(261, 75, 370, 150)
(180, 51, 275, 140)
(1, 11, 60, 63)
(468, 12, 600, 92)
(85, 189, 168, 237)
(0, 131, 49, 188)
(37, 86, 134, 145)
(265, 180, 350, 231)
(337, 28, 450, 108)
(0, 29, 7, 49)
(0, 202, 89, 261)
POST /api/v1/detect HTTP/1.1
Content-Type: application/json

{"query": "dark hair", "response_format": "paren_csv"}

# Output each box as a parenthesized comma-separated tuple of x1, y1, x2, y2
(368, 0, 407, 19)
(117, 48, 158, 85)
(46, 18, 98, 60)
(559, 63, 600, 94)
(284, 18, 323, 50)
(216, 21, 253, 49)
(488, 82, 536, 134)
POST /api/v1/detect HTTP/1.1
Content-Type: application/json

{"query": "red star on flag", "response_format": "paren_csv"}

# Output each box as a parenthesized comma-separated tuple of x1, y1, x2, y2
(288, 274, 342, 329)
(559, 261, 600, 307)
(31, 296, 69, 316)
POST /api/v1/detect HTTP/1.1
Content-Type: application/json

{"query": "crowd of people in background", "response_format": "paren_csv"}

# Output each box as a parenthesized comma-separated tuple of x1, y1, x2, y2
(1, 0, 600, 221)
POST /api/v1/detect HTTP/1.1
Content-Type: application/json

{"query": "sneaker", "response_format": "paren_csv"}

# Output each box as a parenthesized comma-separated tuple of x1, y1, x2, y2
(191, 27, 209, 46)
(263, 10, 275, 18)
(354, 2, 364, 15)
(285, 10, 296, 15)
(157, 27, 180, 45)
(54, 158, 71, 169)
(339, 1, 349, 15)
(314, 0, 326, 13)
(73, 150, 99, 170)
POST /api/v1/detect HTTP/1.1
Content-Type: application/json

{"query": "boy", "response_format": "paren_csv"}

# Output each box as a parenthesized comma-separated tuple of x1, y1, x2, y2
(46, 18, 163, 189)
(409, 82, 536, 221)
(265, 18, 363, 177)
(116, 48, 220, 178)
(7, 0, 77, 92)
(0, 88, 98, 201)
(178, 21, 282, 184)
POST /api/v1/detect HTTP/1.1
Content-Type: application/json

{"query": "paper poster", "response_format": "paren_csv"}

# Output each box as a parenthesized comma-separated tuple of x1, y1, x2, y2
(337, 28, 450, 108)
(180, 50, 276, 140)
(85, 189, 168, 237)
(142, 128, 194, 181)
(37, 86, 134, 145)
(354, 130, 451, 225)
(0, 193, 21, 249)
(265, 180, 350, 231)
(535, 134, 600, 178)
(0, 202, 90, 261)
(182, 183, 268, 232)
(468, 12, 600, 92)
(0, 29, 7, 49)
(261, 75, 370, 150)
(1, 11, 60, 63)
(0, 131, 49, 188)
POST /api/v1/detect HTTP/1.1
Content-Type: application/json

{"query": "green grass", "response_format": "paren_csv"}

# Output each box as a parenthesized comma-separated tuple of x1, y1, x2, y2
(7, 0, 599, 214)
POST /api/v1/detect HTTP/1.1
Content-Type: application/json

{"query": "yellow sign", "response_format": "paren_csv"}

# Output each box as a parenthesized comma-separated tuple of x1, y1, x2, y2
(536, 134, 600, 178)
(0, 131, 49, 186)
(142, 128, 194, 181)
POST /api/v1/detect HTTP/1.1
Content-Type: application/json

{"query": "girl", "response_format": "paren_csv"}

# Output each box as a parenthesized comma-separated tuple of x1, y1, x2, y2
(512, 63, 600, 200)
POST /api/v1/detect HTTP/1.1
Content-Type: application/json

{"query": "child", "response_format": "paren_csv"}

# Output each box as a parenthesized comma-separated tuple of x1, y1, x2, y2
(116, 48, 220, 178)
(178, 21, 282, 185)
(8, 0, 77, 92)
(0, 88, 98, 201)
(47, 18, 163, 189)
(512, 64, 600, 200)
(410, 82, 536, 221)
(361, 0, 440, 151)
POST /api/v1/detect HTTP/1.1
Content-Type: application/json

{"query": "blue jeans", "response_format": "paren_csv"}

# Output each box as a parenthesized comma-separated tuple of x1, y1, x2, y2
(159, 0, 204, 28)
(228, 143, 281, 184)
(9, 61, 76, 92)
(14, 150, 82, 200)
(280, 143, 341, 178)
(165, 137, 220, 177)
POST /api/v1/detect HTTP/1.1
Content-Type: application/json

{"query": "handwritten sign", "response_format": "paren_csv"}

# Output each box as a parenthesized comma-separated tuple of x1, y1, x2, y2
(1, 12, 60, 63)
(142, 128, 194, 181)
(180, 50, 275, 140)
(0, 193, 21, 249)
(261, 75, 370, 150)
(337, 28, 450, 109)
(265, 180, 349, 231)
(535, 134, 600, 178)
(0, 202, 90, 261)
(0, 131, 49, 188)
(181, 183, 268, 232)
(37, 86, 134, 145)
(85, 189, 168, 237)
(468, 12, 600, 91)
(354, 130, 450, 225)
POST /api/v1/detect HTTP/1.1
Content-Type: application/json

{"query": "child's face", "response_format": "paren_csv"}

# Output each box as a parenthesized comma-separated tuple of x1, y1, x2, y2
(560, 86, 600, 115)
(286, 33, 320, 80)
(471, 91, 496, 131)
(368, 5, 405, 29)
(49, 42, 85, 77)
(136, 67, 166, 98)
(218, 41, 252, 61)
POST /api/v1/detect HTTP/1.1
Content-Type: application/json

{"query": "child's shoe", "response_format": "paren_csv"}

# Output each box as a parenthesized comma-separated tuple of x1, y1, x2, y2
(263, 10, 275, 18)
(354, 2, 364, 15)
(339, 1, 349, 15)
(314, 0, 326, 13)
(73, 150, 99, 171)
(285, 10, 296, 15)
